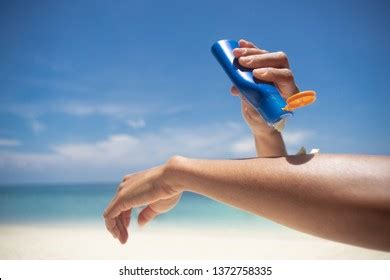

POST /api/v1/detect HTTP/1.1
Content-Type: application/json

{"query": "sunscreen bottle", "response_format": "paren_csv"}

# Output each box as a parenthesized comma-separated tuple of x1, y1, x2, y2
(211, 39, 316, 131)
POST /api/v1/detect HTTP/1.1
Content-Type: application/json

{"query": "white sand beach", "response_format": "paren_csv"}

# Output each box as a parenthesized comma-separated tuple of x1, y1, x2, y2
(0, 223, 389, 260)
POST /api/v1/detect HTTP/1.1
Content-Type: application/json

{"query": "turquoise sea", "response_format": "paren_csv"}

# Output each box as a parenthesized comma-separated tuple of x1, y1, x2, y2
(0, 183, 278, 230)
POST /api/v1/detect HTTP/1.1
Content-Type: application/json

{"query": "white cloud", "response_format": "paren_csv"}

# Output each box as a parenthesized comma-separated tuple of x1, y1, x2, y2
(162, 105, 192, 115)
(283, 130, 313, 146)
(57, 103, 146, 118)
(229, 130, 314, 156)
(230, 137, 255, 155)
(19, 77, 90, 93)
(0, 152, 61, 170)
(0, 122, 248, 181)
(0, 124, 316, 182)
(53, 134, 139, 164)
(0, 138, 22, 147)
(31, 119, 46, 133)
(127, 119, 146, 129)
(2, 101, 168, 120)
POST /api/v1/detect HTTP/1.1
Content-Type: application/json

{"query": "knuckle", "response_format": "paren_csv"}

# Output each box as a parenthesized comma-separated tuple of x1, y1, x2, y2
(276, 51, 288, 62)
(118, 199, 128, 212)
(166, 155, 186, 169)
(283, 69, 294, 80)
(122, 174, 131, 182)
(117, 191, 125, 201)
(117, 182, 125, 192)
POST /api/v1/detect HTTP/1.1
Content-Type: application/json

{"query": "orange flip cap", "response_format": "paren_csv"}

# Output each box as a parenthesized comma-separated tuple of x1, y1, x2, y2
(283, 90, 316, 111)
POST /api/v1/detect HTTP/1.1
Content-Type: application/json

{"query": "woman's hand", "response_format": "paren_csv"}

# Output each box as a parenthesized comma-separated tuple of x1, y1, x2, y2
(231, 39, 299, 135)
(103, 158, 182, 244)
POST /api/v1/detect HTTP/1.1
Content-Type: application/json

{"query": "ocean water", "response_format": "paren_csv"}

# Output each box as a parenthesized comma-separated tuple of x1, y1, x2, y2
(0, 183, 278, 230)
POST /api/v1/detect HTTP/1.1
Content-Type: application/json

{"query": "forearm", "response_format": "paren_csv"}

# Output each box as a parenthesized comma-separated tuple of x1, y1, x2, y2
(253, 130, 287, 157)
(166, 154, 390, 251)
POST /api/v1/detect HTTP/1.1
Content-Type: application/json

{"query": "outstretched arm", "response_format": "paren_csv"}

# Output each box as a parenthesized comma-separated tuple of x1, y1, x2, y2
(104, 154, 390, 251)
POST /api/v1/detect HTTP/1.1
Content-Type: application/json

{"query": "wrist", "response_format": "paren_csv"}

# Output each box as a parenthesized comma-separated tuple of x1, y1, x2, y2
(252, 126, 281, 138)
(248, 119, 280, 136)
(161, 155, 190, 193)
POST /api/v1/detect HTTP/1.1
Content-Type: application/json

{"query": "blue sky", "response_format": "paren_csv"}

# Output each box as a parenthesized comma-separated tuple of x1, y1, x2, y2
(0, 0, 389, 183)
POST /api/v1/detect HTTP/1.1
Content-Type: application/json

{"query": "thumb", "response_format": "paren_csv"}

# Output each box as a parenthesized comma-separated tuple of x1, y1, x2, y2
(138, 205, 160, 227)
(230, 85, 240, 96)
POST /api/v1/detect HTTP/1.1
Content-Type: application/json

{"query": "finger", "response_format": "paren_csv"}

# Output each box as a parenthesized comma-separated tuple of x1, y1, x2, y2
(239, 39, 258, 48)
(137, 195, 181, 227)
(104, 196, 131, 242)
(253, 68, 299, 98)
(105, 216, 120, 239)
(103, 194, 122, 238)
(104, 181, 123, 219)
(115, 216, 123, 240)
(116, 216, 128, 244)
(119, 214, 129, 244)
(230, 85, 240, 96)
(119, 212, 129, 237)
(241, 97, 255, 112)
(104, 196, 127, 220)
(238, 52, 289, 69)
(138, 205, 159, 227)
(122, 209, 131, 228)
(233, 48, 267, 58)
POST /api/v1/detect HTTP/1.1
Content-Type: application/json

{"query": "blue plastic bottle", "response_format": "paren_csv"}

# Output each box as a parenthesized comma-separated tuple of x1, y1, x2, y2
(211, 39, 292, 130)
